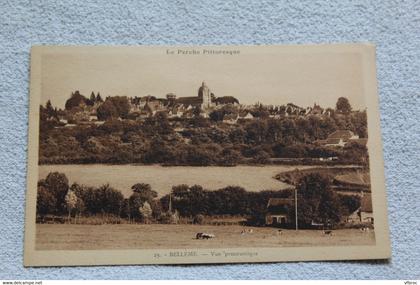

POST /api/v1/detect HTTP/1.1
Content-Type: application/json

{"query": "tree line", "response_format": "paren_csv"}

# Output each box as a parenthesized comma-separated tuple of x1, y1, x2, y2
(37, 171, 361, 228)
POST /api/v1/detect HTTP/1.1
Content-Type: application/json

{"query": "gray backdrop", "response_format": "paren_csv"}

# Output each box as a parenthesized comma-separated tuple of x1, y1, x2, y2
(0, 0, 419, 279)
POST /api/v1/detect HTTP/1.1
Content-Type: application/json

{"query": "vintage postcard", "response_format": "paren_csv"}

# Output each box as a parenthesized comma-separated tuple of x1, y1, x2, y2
(24, 44, 391, 266)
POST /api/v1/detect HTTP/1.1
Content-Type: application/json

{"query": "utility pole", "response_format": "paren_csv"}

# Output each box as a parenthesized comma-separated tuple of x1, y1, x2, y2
(169, 193, 172, 213)
(295, 188, 298, 231)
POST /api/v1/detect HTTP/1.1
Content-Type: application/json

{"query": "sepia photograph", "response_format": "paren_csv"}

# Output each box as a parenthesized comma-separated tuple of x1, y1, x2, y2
(24, 44, 390, 266)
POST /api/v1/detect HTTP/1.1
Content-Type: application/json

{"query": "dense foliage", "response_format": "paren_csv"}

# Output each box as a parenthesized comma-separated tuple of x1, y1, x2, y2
(295, 173, 342, 226)
(39, 108, 369, 166)
(97, 96, 130, 120)
(37, 172, 361, 227)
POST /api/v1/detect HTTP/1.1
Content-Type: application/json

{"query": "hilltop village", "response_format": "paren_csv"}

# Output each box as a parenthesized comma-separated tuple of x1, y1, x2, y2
(47, 81, 344, 125)
(39, 81, 368, 166)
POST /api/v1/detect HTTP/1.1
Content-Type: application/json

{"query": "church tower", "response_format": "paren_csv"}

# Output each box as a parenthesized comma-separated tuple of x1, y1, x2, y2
(198, 81, 212, 109)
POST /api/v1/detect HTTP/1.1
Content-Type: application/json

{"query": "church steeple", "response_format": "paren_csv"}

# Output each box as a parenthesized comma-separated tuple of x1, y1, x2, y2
(198, 81, 212, 109)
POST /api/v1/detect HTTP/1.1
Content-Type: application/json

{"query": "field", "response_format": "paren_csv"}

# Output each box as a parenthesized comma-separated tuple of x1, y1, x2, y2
(36, 224, 375, 250)
(39, 164, 312, 197)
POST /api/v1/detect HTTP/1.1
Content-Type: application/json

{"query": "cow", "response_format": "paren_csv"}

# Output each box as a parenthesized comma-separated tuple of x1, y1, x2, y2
(241, 229, 254, 235)
(196, 232, 215, 239)
(360, 227, 370, 232)
(323, 230, 333, 236)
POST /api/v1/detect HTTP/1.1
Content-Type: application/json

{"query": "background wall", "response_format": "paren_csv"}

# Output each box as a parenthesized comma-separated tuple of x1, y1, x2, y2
(0, 0, 418, 279)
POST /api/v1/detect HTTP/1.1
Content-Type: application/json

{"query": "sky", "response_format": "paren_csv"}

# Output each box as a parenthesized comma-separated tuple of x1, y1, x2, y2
(40, 46, 366, 110)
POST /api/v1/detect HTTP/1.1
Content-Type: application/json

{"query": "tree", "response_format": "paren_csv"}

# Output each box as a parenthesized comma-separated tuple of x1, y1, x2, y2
(251, 150, 271, 164)
(220, 148, 241, 166)
(45, 100, 56, 117)
(143, 112, 172, 135)
(43, 172, 69, 214)
(129, 192, 144, 220)
(109, 96, 130, 119)
(97, 99, 119, 120)
(120, 198, 131, 221)
(132, 183, 151, 193)
(95, 184, 124, 215)
(96, 92, 103, 102)
(128, 183, 157, 221)
(193, 214, 205, 224)
(131, 183, 157, 203)
(339, 195, 361, 216)
(209, 109, 225, 122)
(336, 97, 352, 113)
(192, 106, 201, 117)
(139, 201, 153, 223)
(36, 185, 57, 217)
(341, 141, 369, 165)
(296, 173, 342, 227)
(65, 190, 78, 222)
(350, 110, 368, 138)
(245, 119, 268, 144)
(90, 92, 96, 102)
(65, 91, 92, 110)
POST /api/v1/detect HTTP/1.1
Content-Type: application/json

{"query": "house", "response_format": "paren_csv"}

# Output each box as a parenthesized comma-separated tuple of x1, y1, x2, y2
(168, 107, 184, 118)
(222, 113, 238, 124)
(314, 130, 361, 147)
(359, 193, 374, 224)
(144, 101, 164, 116)
(130, 95, 158, 113)
(285, 103, 304, 116)
(329, 130, 359, 141)
(346, 193, 373, 224)
(265, 198, 294, 226)
(324, 138, 347, 147)
(351, 138, 368, 146)
(238, 111, 254, 120)
(71, 111, 90, 122)
(307, 103, 324, 116)
(200, 110, 209, 118)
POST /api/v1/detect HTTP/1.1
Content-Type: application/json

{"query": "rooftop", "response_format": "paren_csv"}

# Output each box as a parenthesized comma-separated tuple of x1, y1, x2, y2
(360, 194, 373, 212)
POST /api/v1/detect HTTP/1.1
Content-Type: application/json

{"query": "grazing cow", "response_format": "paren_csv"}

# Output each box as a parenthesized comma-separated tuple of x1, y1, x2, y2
(196, 232, 215, 239)
(241, 229, 254, 235)
(323, 230, 333, 236)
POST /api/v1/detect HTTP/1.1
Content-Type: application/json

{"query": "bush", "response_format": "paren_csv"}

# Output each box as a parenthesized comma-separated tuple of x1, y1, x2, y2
(193, 214, 205, 224)
(251, 150, 271, 164)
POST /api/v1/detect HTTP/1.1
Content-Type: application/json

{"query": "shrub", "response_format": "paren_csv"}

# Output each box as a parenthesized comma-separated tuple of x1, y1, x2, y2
(193, 214, 205, 224)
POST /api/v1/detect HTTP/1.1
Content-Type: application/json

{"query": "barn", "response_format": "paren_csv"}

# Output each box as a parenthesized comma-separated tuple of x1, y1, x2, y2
(359, 193, 374, 224)
(265, 198, 294, 227)
(346, 193, 374, 225)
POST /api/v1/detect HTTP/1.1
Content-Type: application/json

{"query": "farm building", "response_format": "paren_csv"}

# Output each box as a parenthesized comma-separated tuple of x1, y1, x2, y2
(359, 193, 374, 224)
(265, 198, 294, 227)
(347, 193, 374, 224)
(314, 130, 364, 147)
